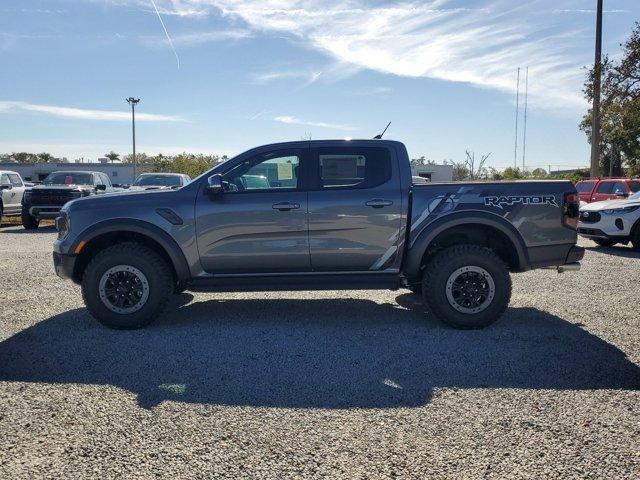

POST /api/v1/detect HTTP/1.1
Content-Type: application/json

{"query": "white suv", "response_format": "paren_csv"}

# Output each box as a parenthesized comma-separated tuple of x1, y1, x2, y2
(578, 191, 640, 248)
(0, 170, 27, 222)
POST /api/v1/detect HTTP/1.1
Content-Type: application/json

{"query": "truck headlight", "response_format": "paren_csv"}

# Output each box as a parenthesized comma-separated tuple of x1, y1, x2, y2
(55, 211, 70, 239)
(601, 206, 639, 215)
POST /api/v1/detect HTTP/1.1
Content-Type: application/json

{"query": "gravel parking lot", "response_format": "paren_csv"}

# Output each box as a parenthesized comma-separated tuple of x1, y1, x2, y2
(0, 226, 638, 479)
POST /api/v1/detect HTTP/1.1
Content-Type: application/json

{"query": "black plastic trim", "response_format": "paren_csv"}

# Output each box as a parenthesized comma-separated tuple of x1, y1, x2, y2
(404, 211, 529, 276)
(71, 218, 191, 281)
(189, 273, 400, 292)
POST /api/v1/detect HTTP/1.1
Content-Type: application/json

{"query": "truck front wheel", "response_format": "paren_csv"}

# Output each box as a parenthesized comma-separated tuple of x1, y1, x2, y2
(81, 242, 173, 329)
(21, 210, 39, 230)
(422, 245, 511, 329)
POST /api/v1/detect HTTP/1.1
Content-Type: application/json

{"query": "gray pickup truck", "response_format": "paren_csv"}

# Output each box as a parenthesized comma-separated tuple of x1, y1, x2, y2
(53, 140, 583, 329)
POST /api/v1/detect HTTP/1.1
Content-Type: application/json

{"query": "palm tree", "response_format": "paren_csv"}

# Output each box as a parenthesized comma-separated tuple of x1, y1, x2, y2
(105, 151, 120, 163)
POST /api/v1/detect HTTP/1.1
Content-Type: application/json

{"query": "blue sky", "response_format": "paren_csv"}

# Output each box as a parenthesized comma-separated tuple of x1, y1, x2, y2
(0, 0, 638, 171)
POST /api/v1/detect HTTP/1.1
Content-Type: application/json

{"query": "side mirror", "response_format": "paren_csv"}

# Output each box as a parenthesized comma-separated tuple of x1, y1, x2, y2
(614, 189, 626, 197)
(96, 184, 107, 191)
(206, 174, 223, 195)
(0, 184, 11, 190)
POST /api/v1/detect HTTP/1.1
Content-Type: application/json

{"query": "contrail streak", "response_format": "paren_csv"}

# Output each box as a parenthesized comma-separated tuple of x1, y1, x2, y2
(149, 0, 180, 69)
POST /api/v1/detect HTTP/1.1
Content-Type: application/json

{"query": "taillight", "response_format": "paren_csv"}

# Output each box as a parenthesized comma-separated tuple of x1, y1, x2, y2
(563, 192, 579, 230)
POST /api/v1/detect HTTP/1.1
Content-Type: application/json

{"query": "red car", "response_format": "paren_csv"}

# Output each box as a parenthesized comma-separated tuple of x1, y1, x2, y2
(575, 178, 640, 204)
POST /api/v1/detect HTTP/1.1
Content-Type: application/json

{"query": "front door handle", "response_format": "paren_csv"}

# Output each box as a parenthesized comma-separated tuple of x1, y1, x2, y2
(272, 202, 300, 211)
(365, 199, 393, 208)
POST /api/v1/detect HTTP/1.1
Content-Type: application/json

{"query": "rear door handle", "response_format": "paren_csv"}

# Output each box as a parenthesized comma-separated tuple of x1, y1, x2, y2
(365, 199, 393, 208)
(272, 202, 300, 211)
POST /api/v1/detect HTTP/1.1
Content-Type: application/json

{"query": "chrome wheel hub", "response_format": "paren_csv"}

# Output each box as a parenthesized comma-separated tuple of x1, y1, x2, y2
(98, 265, 149, 314)
(445, 266, 495, 314)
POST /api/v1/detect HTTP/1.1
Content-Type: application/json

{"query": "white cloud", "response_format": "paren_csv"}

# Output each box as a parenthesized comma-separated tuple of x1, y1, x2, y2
(127, 0, 592, 110)
(274, 115, 354, 130)
(92, 0, 603, 110)
(251, 69, 321, 85)
(159, 29, 252, 46)
(0, 101, 186, 122)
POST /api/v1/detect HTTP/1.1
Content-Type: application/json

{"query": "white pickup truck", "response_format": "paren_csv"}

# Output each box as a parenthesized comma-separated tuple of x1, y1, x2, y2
(0, 170, 27, 222)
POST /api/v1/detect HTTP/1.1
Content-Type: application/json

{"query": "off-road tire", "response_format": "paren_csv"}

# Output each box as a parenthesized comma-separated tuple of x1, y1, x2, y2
(594, 238, 617, 247)
(422, 245, 511, 329)
(81, 242, 173, 329)
(631, 226, 640, 251)
(21, 210, 39, 230)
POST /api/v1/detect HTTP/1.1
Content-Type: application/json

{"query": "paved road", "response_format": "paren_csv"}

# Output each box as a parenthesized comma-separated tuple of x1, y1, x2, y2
(0, 226, 638, 479)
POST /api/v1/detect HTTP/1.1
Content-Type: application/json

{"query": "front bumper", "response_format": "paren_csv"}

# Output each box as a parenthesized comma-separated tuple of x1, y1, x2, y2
(53, 251, 77, 281)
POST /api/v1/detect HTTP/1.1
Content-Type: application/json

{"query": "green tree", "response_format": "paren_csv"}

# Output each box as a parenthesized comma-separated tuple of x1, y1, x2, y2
(37, 152, 54, 163)
(123, 152, 151, 164)
(11, 152, 38, 163)
(581, 22, 640, 176)
(410, 156, 437, 166)
(501, 167, 524, 180)
(531, 168, 548, 178)
(105, 151, 120, 162)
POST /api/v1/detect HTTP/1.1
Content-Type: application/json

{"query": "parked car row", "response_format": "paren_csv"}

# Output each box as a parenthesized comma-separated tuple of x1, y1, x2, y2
(0, 170, 191, 228)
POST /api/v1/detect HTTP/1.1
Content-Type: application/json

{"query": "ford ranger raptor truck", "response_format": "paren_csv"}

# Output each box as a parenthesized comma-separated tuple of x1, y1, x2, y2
(53, 140, 583, 329)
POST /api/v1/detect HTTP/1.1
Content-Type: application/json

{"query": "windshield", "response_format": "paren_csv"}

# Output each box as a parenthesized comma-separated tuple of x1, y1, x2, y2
(134, 174, 182, 187)
(43, 172, 92, 185)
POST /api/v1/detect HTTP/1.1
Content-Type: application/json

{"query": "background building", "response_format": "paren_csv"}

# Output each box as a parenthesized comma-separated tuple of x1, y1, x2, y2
(410, 164, 453, 182)
(0, 163, 135, 184)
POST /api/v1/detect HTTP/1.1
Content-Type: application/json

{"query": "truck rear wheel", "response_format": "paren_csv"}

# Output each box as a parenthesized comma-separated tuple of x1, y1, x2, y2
(422, 245, 511, 329)
(21, 210, 39, 230)
(81, 242, 173, 329)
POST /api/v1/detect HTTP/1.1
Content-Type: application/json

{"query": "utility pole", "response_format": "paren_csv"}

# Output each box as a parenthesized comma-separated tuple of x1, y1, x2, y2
(590, 0, 603, 178)
(522, 67, 529, 174)
(514, 67, 520, 169)
(126, 97, 140, 179)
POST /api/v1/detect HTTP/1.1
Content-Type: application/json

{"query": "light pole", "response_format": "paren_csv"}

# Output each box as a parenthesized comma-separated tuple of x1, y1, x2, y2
(590, 0, 603, 178)
(126, 97, 140, 179)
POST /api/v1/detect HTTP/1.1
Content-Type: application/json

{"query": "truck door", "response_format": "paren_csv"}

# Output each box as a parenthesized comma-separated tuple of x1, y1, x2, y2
(592, 180, 615, 202)
(195, 147, 311, 273)
(1, 173, 25, 214)
(307, 145, 403, 271)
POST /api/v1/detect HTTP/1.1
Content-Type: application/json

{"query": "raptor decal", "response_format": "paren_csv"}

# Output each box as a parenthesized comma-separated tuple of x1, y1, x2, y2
(484, 195, 558, 209)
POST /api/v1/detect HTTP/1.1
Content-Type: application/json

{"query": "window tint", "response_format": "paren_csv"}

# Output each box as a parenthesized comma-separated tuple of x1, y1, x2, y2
(101, 173, 112, 187)
(628, 181, 640, 193)
(596, 182, 613, 194)
(0, 174, 9, 186)
(317, 147, 391, 189)
(8, 174, 22, 187)
(575, 181, 594, 193)
(612, 182, 627, 194)
(222, 151, 300, 192)
(44, 172, 93, 185)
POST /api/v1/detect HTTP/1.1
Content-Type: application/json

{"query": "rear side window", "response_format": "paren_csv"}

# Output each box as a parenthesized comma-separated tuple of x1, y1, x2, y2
(317, 147, 391, 189)
(612, 182, 627, 194)
(101, 173, 112, 187)
(596, 182, 613, 194)
(628, 181, 640, 193)
(8, 173, 22, 187)
(575, 181, 594, 193)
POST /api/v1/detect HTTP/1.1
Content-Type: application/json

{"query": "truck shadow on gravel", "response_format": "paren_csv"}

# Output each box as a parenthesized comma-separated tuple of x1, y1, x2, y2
(1, 293, 639, 409)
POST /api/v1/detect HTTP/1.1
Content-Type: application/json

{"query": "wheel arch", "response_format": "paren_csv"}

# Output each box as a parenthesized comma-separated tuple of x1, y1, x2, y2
(404, 211, 529, 278)
(71, 219, 190, 283)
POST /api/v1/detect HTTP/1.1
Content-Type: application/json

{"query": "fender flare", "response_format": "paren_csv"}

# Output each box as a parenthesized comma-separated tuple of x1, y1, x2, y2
(71, 218, 191, 281)
(404, 211, 529, 277)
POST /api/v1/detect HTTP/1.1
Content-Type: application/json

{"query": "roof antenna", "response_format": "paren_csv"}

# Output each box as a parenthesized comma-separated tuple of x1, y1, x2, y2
(374, 121, 391, 139)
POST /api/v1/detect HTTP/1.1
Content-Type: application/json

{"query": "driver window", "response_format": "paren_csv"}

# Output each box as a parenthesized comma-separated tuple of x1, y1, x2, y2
(0, 174, 10, 186)
(221, 151, 300, 192)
